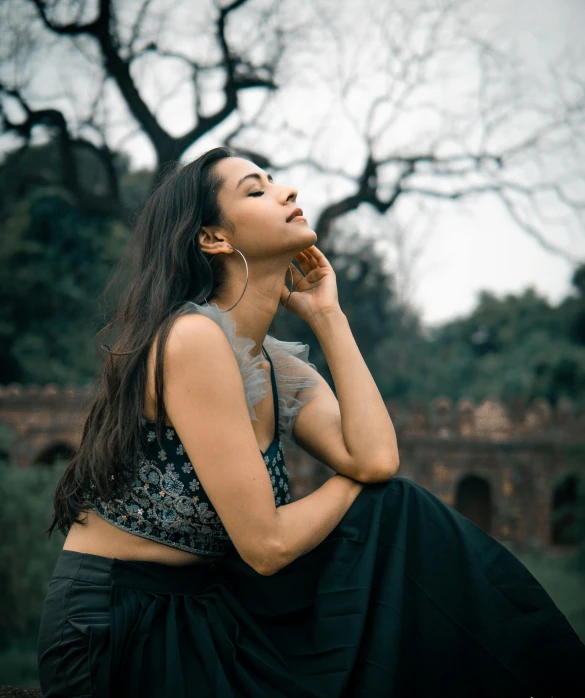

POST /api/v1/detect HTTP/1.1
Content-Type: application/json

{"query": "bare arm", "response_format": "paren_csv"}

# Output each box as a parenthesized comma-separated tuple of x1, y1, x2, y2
(292, 307, 400, 482)
(163, 314, 364, 577)
(271, 473, 364, 574)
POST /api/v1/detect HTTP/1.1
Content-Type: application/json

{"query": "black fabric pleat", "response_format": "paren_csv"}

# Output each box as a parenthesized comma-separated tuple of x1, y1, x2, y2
(39, 476, 585, 697)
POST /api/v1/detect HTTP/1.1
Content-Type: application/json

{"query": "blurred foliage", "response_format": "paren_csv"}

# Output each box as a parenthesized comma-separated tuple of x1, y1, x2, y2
(277, 233, 425, 402)
(0, 141, 132, 220)
(119, 168, 155, 214)
(0, 636, 41, 687)
(2, 138, 585, 411)
(280, 242, 585, 411)
(0, 141, 151, 386)
(0, 461, 63, 686)
(0, 182, 130, 384)
(0, 424, 61, 686)
(0, 459, 65, 647)
(420, 284, 585, 407)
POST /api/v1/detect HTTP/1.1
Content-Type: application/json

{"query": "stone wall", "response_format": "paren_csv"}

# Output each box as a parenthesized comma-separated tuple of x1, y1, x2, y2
(1, 384, 584, 551)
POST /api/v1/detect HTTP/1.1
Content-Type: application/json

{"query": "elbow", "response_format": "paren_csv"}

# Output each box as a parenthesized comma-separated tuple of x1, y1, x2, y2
(255, 563, 280, 577)
(247, 537, 285, 577)
(360, 458, 400, 483)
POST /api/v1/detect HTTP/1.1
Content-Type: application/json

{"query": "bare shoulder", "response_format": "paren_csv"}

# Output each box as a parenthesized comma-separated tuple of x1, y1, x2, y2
(159, 311, 281, 575)
(145, 313, 225, 423)
(167, 310, 224, 345)
(163, 311, 238, 378)
(148, 311, 218, 358)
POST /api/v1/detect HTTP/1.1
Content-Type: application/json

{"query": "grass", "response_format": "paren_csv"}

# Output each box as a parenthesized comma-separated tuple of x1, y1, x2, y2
(515, 548, 585, 643)
(0, 638, 39, 687)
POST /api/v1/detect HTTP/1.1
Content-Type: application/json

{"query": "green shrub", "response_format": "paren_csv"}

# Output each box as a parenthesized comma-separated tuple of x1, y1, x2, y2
(0, 459, 66, 649)
(0, 636, 41, 687)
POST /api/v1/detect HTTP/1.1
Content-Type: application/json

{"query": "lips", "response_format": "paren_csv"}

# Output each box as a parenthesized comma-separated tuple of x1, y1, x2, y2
(286, 207, 304, 222)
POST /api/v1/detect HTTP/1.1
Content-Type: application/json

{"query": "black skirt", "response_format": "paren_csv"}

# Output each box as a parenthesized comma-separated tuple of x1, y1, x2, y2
(37, 476, 585, 697)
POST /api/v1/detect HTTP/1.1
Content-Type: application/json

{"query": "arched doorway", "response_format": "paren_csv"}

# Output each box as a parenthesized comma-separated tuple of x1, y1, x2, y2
(454, 475, 493, 535)
(551, 473, 580, 545)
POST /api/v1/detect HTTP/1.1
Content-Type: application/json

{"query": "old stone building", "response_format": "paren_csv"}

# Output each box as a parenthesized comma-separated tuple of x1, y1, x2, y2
(1, 383, 583, 553)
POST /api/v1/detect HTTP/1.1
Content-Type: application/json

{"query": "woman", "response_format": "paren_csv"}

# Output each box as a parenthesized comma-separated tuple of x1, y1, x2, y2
(38, 146, 585, 697)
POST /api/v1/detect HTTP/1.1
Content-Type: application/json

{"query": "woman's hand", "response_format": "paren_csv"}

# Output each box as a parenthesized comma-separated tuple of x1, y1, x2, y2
(279, 245, 340, 323)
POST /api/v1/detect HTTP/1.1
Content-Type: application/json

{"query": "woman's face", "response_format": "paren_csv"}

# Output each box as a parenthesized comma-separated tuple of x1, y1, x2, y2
(201, 157, 317, 258)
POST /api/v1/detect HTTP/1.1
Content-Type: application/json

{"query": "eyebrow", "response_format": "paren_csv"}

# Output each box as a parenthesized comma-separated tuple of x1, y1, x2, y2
(235, 172, 274, 190)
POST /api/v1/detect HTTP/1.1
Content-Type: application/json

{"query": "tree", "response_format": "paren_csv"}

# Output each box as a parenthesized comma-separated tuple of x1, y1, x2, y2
(0, 0, 583, 262)
(1, 0, 280, 219)
(417, 269, 585, 407)
(0, 172, 128, 384)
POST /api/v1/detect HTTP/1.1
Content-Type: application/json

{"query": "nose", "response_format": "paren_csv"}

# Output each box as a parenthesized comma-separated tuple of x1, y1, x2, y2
(279, 183, 297, 204)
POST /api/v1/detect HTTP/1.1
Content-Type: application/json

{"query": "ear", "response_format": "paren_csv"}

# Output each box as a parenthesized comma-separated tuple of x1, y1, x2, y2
(199, 226, 231, 255)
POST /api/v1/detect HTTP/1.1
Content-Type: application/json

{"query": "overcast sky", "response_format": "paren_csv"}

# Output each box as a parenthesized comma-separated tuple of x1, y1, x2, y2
(135, 0, 585, 328)
(412, 0, 585, 328)
(2, 0, 584, 329)
(104, 0, 585, 329)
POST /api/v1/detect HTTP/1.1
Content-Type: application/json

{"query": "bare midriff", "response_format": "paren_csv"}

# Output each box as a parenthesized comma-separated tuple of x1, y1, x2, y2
(62, 336, 275, 567)
(62, 508, 223, 566)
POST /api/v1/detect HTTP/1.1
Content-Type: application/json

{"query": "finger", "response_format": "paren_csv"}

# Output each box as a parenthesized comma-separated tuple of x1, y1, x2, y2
(294, 252, 312, 275)
(297, 249, 318, 272)
(297, 248, 320, 271)
(305, 245, 327, 267)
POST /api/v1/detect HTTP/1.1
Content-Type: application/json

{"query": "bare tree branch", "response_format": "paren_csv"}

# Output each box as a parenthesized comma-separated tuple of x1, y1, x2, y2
(0, 0, 282, 212)
(0, 79, 121, 214)
(1, 0, 582, 266)
(26, 0, 278, 174)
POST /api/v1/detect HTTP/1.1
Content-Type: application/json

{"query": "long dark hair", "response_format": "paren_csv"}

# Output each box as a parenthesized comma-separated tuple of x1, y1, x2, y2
(46, 146, 239, 537)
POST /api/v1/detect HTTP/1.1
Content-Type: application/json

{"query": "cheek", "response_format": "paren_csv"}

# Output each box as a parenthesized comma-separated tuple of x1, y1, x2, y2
(238, 201, 282, 235)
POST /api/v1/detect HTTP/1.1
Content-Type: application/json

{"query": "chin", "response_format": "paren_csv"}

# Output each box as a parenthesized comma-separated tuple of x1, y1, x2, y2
(295, 230, 317, 248)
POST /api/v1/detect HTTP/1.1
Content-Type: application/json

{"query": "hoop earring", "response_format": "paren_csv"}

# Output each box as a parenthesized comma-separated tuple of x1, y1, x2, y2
(203, 248, 295, 312)
(281, 264, 295, 308)
(203, 247, 249, 312)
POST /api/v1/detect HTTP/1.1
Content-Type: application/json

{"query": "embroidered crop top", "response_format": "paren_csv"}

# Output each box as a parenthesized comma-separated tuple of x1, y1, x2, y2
(83, 300, 320, 557)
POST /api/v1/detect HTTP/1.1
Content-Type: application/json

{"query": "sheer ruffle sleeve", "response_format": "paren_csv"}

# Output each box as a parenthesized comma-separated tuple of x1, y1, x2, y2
(262, 334, 320, 444)
(178, 301, 270, 421)
(178, 301, 320, 444)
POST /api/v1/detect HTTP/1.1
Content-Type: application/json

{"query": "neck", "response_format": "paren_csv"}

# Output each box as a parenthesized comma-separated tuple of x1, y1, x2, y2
(210, 298, 275, 358)
(208, 264, 288, 358)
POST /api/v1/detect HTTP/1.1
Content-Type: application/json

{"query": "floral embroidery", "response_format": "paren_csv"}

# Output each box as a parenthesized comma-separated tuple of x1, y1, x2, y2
(86, 389, 292, 556)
